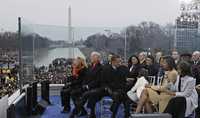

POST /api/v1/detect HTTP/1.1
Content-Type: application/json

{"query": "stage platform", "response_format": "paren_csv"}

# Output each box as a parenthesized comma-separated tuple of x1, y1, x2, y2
(5, 84, 173, 118)
(28, 95, 124, 118)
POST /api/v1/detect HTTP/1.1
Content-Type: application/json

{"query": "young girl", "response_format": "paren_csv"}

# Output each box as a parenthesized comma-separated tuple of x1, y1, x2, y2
(127, 68, 149, 103)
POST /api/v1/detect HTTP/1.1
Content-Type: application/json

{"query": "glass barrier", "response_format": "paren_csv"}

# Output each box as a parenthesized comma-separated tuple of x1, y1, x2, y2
(18, 18, 125, 86)
(20, 18, 89, 85)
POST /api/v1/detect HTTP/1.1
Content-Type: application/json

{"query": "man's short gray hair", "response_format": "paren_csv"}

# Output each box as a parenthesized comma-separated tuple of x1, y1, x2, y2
(91, 51, 101, 58)
(193, 51, 200, 55)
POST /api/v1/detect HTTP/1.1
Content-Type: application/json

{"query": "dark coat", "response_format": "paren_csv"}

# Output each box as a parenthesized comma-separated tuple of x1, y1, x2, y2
(69, 67, 88, 88)
(191, 62, 200, 85)
(145, 64, 159, 77)
(82, 63, 103, 89)
(128, 64, 141, 79)
(101, 65, 128, 91)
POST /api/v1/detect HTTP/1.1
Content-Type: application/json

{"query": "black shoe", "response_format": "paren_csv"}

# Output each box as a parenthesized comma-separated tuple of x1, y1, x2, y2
(124, 114, 130, 118)
(61, 107, 71, 113)
(88, 113, 96, 118)
(111, 114, 116, 118)
(69, 113, 75, 118)
(77, 108, 87, 117)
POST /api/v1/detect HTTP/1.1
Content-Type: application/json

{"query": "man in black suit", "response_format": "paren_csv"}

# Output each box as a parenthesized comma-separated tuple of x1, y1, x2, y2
(81, 55, 130, 118)
(106, 56, 130, 118)
(81, 51, 103, 91)
(138, 52, 146, 68)
(191, 51, 200, 85)
(191, 51, 200, 118)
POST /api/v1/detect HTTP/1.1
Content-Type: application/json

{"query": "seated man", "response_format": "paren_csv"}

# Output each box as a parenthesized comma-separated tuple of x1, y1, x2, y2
(80, 55, 130, 118)
(191, 51, 200, 117)
(110, 62, 130, 118)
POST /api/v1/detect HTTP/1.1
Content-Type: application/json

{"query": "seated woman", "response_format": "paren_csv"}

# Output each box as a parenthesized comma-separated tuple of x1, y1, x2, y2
(60, 57, 88, 115)
(127, 55, 142, 90)
(135, 56, 178, 113)
(163, 61, 198, 118)
(128, 55, 141, 79)
(127, 68, 149, 103)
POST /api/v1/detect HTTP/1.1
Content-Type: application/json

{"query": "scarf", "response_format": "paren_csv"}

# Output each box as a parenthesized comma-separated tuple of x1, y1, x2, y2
(72, 66, 81, 78)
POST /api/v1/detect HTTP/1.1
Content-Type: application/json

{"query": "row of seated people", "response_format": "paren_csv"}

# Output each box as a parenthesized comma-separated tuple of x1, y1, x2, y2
(60, 51, 199, 118)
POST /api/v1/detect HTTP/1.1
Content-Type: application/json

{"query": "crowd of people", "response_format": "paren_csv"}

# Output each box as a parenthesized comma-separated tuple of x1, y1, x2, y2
(60, 50, 200, 118)
(0, 48, 19, 98)
(0, 66, 18, 98)
(34, 58, 73, 84)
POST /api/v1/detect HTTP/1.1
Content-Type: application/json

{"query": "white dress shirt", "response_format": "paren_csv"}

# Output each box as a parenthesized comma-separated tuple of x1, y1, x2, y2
(129, 65, 134, 72)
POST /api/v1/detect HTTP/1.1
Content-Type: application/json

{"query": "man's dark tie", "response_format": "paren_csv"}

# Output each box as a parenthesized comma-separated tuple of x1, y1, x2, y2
(178, 76, 182, 92)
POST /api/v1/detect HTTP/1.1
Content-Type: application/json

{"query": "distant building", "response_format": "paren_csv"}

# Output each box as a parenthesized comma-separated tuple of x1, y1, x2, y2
(174, 0, 200, 52)
(175, 16, 198, 51)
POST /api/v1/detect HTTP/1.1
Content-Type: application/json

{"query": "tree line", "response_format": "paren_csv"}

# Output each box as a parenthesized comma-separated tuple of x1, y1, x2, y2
(84, 21, 175, 56)
(0, 32, 51, 50)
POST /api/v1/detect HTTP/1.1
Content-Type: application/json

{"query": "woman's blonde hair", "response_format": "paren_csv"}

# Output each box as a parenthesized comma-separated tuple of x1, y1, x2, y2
(76, 57, 88, 69)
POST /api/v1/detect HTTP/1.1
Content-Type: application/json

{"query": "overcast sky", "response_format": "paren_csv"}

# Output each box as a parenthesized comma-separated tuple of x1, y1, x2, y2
(0, 0, 181, 31)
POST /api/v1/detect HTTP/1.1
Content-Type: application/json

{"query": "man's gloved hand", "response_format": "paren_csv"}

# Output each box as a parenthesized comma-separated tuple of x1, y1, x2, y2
(65, 82, 71, 87)
(105, 87, 112, 94)
(196, 84, 200, 94)
(82, 85, 89, 91)
(126, 78, 135, 82)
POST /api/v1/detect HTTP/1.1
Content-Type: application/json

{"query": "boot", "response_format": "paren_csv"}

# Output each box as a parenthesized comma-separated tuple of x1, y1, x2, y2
(61, 106, 71, 113)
